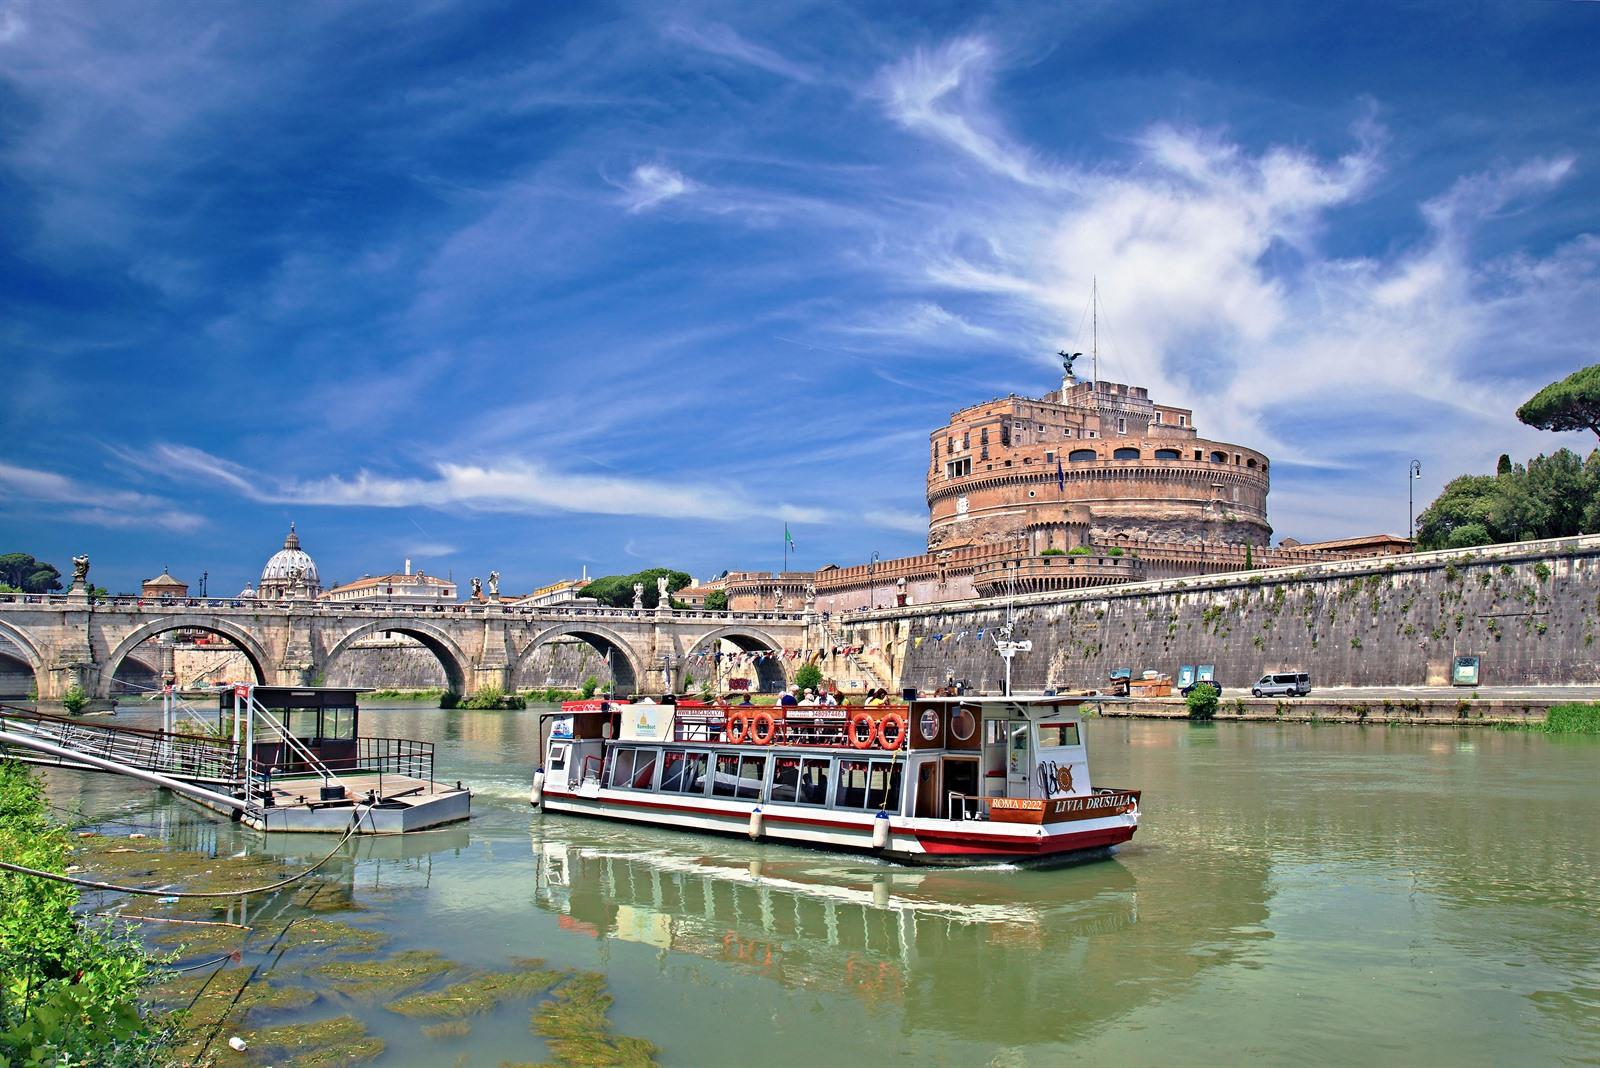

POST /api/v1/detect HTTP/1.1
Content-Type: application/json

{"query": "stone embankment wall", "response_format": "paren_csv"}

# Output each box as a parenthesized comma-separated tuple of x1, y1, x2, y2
(824, 535, 1600, 694)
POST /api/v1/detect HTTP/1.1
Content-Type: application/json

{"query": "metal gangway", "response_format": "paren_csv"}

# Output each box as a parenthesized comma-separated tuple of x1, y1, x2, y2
(0, 703, 243, 788)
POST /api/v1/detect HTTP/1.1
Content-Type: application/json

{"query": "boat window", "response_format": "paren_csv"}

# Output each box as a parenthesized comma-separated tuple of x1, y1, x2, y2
(1037, 722, 1081, 747)
(323, 706, 357, 741)
(866, 760, 903, 812)
(629, 749, 659, 790)
(797, 758, 831, 805)
(984, 719, 1008, 746)
(660, 750, 704, 793)
(285, 707, 319, 740)
(711, 754, 742, 798)
(834, 759, 870, 809)
(737, 756, 767, 800)
(769, 757, 801, 803)
(950, 706, 977, 742)
(548, 744, 568, 772)
(610, 748, 637, 789)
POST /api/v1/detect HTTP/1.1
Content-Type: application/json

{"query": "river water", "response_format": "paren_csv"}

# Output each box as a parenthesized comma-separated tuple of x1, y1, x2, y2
(40, 705, 1600, 1066)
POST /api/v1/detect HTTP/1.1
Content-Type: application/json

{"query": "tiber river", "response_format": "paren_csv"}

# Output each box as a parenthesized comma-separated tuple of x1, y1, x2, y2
(40, 704, 1600, 1066)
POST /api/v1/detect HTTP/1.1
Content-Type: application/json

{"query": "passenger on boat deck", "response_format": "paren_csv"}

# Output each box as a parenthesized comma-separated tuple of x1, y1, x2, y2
(831, 687, 848, 706)
(779, 685, 799, 707)
(865, 688, 885, 706)
(737, 693, 754, 706)
(821, 690, 838, 706)
(800, 688, 818, 705)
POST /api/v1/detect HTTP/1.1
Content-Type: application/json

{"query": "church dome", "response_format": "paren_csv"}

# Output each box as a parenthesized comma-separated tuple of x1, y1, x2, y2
(258, 523, 322, 596)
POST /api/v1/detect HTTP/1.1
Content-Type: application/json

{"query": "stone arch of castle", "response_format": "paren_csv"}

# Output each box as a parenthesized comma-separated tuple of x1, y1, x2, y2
(684, 625, 789, 693)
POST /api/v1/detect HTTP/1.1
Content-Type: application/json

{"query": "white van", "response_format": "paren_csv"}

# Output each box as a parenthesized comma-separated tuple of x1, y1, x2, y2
(1252, 673, 1311, 698)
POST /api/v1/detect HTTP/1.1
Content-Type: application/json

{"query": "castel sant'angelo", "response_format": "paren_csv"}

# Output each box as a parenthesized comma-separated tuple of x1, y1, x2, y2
(707, 363, 1406, 614)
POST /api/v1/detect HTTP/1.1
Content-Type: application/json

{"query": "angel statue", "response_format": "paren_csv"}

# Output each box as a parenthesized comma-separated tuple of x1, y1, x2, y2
(632, 582, 645, 609)
(470, 576, 483, 600)
(71, 554, 90, 587)
(1059, 350, 1082, 379)
(487, 570, 500, 599)
(656, 575, 670, 603)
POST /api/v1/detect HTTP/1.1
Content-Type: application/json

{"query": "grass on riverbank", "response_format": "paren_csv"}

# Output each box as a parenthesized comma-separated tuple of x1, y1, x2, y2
(364, 688, 446, 702)
(0, 760, 168, 1065)
(1544, 703, 1600, 734)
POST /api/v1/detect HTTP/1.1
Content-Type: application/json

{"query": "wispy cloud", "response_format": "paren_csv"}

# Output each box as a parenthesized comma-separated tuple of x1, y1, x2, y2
(0, 461, 205, 533)
(619, 163, 694, 213)
(664, 22, 818, 84)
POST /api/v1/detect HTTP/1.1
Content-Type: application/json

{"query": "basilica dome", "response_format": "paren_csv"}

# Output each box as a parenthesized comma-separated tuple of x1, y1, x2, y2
(258, 524, 322, 599)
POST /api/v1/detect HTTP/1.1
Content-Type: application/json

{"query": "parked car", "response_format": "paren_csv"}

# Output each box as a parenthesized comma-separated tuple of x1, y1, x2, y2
(1252, 672, 1311, 698)
(1180, 679, 1221, 698)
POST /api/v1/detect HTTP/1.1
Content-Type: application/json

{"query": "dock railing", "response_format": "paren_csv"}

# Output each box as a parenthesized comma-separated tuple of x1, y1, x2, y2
(0, 704, 240, 786)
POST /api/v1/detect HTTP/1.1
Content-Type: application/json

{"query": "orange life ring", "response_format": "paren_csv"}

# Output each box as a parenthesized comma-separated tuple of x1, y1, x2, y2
(848, 712, 876, 749)
(727, 712, 750, 744)
(749, 711, 777, 745)
(876, 712, 907, 750)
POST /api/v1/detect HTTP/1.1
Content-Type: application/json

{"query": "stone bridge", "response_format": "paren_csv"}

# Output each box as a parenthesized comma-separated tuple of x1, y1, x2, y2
(0, 594, 810, 700)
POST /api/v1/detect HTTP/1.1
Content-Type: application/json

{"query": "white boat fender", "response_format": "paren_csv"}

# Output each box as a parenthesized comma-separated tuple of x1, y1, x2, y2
(872, 810, 891, 850)
(529, 767, 546, 807)
(748, 806, 764, 841)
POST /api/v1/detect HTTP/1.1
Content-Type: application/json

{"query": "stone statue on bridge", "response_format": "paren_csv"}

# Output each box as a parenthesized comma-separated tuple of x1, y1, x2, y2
(71, 554, 90, 588)
(487, 571, 500, 600)
(656, 575, 670, 606)
(632, 582, 645, 609)
(470, 577, 483, 601)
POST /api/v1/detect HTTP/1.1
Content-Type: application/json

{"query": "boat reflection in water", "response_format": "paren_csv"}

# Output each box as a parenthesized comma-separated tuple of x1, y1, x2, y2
(532, 825, 1205, 1043)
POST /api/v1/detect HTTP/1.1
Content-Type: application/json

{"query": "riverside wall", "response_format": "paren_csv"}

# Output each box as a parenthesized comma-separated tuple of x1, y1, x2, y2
(826, 535, 1600, 695)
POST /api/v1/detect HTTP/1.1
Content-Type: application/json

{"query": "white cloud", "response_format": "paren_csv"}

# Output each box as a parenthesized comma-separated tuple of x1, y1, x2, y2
(620, 163, 693, 213)
(871, 36, 1053, 188)
(0, 461, 205, 533)
(664, 22, 817, 83)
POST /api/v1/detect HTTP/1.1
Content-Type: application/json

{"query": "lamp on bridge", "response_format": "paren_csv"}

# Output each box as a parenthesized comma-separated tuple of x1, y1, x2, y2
(1408, 460, 1423, 543)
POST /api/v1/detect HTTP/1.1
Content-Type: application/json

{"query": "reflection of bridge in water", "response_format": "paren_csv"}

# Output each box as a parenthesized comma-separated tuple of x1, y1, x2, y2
(0, 593, 806, 700)
(529, 828, 1271, 1044)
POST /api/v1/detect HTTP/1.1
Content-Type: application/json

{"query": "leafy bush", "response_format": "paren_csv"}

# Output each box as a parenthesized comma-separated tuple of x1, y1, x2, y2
(1544, 703, 1600, 734)
(1185, 683, 1220, 721)
(459, 686, 525, 710)
(60, 684, 89, 714)
(1107, 547, 1125, 557)
(580, 676, 601, 698)
(580, 569, 692, 609)
(1067, 546, 1091, 556)
(1039, 548, 1066, 556)
(793, 663, 823, 693)
(0, 761, 166, 1065)
(703, 590, 729, 611)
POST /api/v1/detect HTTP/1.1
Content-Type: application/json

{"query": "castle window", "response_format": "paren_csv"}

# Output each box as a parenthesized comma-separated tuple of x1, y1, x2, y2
(1154, 411, 1163, 424)
(1154, 448, 1181, 460)
(1069, 449, 1097, 462)
(1247, 458, 1258, 469)
(1210, 451, 1227, 463)
(980, 427, 989, 444)
(1117, 417, 1127, 434)
(1113, 447, 1140, 460)
(945, 458, 971, 479)
(1045, 451, 1054, 463)
(980, 446, 989, 460)
(1179, 415, 1187, 427)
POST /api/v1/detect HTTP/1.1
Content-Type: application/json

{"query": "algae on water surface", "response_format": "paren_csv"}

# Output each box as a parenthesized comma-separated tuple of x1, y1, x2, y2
(532, 971, 659, 1068)
(384, 961, 565, 1018)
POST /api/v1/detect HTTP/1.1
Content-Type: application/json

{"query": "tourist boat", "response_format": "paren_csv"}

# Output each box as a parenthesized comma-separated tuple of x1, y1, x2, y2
(530, 695, 1139, 865)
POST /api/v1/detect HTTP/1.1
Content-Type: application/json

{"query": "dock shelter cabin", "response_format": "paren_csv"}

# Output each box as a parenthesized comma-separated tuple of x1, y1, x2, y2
(217, 685, 470, 833)
(537, 695, 1140, 864)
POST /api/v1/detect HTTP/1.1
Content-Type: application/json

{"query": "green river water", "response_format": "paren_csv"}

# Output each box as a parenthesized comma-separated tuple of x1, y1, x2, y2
(39, 705, 1600, 1066)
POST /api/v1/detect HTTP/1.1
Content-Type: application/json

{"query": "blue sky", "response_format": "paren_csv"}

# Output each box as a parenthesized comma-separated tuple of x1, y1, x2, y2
(2, 0, 1597, 595)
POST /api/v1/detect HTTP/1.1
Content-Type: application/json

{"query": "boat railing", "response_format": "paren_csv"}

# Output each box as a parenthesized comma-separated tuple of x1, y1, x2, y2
(671, 703, 914, 751)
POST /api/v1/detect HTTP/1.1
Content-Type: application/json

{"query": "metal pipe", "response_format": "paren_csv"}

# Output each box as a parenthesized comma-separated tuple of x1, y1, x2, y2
(0, 728, 250, 812)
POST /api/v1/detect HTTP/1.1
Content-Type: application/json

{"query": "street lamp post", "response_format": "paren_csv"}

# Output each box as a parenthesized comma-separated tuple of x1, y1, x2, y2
(869, 551, 879, 611)
(1408, 460, 1423, 543)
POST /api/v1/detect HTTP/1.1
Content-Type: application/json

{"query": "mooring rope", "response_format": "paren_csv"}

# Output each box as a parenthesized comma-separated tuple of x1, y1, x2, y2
(0, 804, 372, 898)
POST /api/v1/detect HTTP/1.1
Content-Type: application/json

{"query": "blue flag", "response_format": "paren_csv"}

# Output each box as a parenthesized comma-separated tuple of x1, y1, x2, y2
(1056, 456, 1065, 491)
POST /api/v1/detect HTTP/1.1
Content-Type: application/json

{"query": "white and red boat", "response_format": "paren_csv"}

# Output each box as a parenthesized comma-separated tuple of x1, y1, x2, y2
(530, 695, 1139, 866)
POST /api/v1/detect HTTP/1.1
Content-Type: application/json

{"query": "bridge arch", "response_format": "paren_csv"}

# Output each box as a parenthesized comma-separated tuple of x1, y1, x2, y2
(0, 619, 44, 698)
(98, 616, 271, 698)
(685, 625, 789, 694)
(513, 623, 642, 695)
(323, 620, 472, 695)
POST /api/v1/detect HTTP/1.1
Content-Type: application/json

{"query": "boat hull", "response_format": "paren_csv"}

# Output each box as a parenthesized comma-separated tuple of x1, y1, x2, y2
(541, 788, 1136, 866)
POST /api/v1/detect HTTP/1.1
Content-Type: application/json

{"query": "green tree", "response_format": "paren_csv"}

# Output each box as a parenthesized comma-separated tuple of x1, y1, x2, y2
(1186, 683, 1219, 721)
(1416, 448, 1599, 550)
(580, 569, 692, 609)
(0, 553, 63, 593)
(703, 590, 729, 611)
(794, 662, 823, 693)
(1517, 364, 1600, 439)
